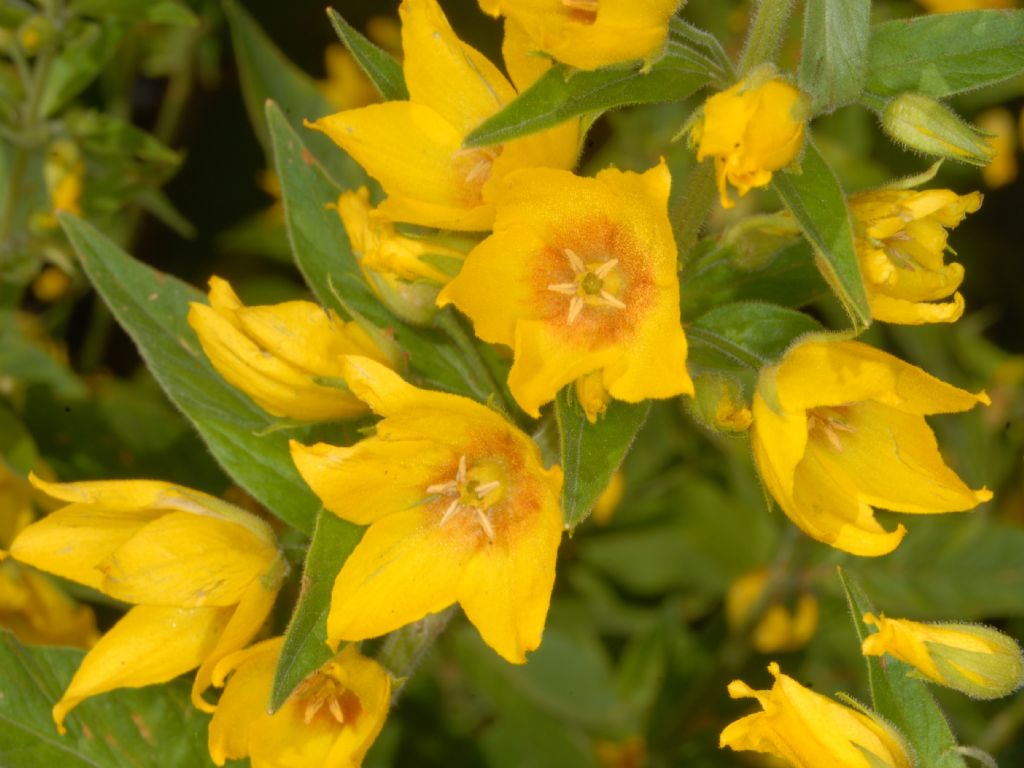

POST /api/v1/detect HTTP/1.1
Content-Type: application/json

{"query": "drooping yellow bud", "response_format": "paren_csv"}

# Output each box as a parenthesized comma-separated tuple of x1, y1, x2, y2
(690, 71, 806, 209)
(863, 613, 1024, 700)
(721, 662, 913, 767)
(725, 569, 818, 653)
(188, 277, 394, 421)
(849, 186, 981, 324)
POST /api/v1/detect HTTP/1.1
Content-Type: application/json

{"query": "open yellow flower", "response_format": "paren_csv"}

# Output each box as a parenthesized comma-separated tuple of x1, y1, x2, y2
(309, 0, 578, 231)
(438, 161, 693, 417)
(849, 187, 982, 324)
(752, 337, 991, 557)
(478, 0, 682, 71)
(208, 637, 391, 768)
(863, 613, 1024, 700)
(188, 277, 393, 422)
(290, 356, 563, 664)
(721, 662, 913, 767)
(8, 476, 286, 729)
(725, 568, 818, 654)
(691, 73, 806, 208)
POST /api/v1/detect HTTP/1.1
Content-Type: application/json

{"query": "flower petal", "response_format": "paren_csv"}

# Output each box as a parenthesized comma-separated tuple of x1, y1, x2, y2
(54, 604, 232, 732)
(208, 637, 282, 765)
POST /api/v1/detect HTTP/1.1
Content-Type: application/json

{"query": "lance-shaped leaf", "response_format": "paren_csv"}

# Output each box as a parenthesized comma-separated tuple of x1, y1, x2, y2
(326, 7, 406, 101)
(41, 22, 124, 117)
(556, 388, 649, 529)
(837, 568, 968, 768)
(464, 40, 717, 148)
(61, 214, 320, 534)
(866, 10, 1024, 99)
(270, 509, 363, 712)
(772, 141, 870, 327)
(799, 0, 870, 112)
(0, 630, 215, 767)
(224, 0, 365, 187)
(266, 100, 505, 403)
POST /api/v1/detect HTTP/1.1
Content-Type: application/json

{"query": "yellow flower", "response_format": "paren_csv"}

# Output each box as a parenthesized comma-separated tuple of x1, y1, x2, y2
(478, 0, 682, 71)
(916, 0, 1012, 10)
(309, 0, 578, 231)
(721, 662, 913, 768)
(34, 139, 84, 229)
(438, 161, 694, 417)
(187, 277, 393, 422)
(751, 337, 991, 557)
(863, 613, 1024, 700)
(977, 107, 1019, 189)
(208, 637, 390, 768)
(335, 187, 471, 324)
(690, 73, 806, 209)
(590, 470, 624, 526)
(8, 476, 286, 729)
(290, 356, 563, 664)
(574, 371, 611, 424)
(849, 187, 981, 324)
(725, 569, 818, 654)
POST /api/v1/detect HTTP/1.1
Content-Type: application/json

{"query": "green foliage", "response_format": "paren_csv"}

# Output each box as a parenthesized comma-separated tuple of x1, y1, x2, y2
(326, 7, 407, 101)
(799, 0, 869, 112)
(41, 23, 124, 117)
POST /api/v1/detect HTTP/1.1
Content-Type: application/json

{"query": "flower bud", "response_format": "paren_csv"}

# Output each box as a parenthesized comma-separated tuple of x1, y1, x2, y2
(863, 613, 1024, 699)
(691, 374, 752, 433)
(882, 93, 994, 166)
(17, 16, 54, 56)
(574, 370, 611, 424)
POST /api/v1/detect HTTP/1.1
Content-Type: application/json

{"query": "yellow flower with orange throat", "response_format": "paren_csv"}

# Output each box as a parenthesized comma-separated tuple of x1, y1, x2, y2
(862, 613, 1024, 700)
(721, 662, 913, 767)
(438, 161, 694, 418)
(690, 69, 807, 209)
(477, 0, 683, 71)
(188, 277, 396, 422)
(849, 186, 981, 324)
(208, 637, 391, 768)
(8, 476, 286, 730)
(751, 336, 991, 557)
(309, 0, 578, 231)
(290, 356, 564, 664)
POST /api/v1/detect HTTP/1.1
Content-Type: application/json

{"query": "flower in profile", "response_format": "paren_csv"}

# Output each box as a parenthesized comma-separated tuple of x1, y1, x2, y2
(335, 187, 470, 324)
(751, 337, 991, 557)
(208, 637, 390, 768)
(863, 613, 1024, 700)
(188, 277, 394, 422)
(690, 71, 806, 208)
(725, 568, 818, 654)
(437, 161, 693, 417)
(849, 186, 981, 324)
(8, 476, 286, 729)
(290, 356, 563, 664)
(721, 662, 913, 767)
(309, 0, 578, 231)
(477, 0, 682, 71)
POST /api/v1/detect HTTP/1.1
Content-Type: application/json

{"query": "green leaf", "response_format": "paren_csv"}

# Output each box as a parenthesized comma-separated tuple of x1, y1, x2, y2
(556, 388, 649, 529)
(271, 509, 362, 712)
(0, 311, 87, 399)
(866, 11, 1024, 99)
(266, 100, 501, 402)
(326, 7, 407, 101)
(799, 0, 870, 112)
(464, 41, 716, 148)
(41, 22, 124, 117)
(0, 401, 39, 476)
(223, 0, 365, 187)
(0, 630, 217, 767)
(772, 141, 870, 327)
(61, 214, 320, 534)
(837, 569, 967, 768)
(69, 0, 197, 26)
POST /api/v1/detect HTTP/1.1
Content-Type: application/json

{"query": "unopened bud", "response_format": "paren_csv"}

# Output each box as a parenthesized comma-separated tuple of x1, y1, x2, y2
(692, 374, 752, 433)
(882, 93, 994, 167)
(17, 16, 54, 56)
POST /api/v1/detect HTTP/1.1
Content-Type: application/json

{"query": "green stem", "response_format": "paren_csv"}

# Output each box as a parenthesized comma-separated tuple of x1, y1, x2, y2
(375, 608, 455, 703)
(738, 0, 797, 75)
(434, 308, 513, 416)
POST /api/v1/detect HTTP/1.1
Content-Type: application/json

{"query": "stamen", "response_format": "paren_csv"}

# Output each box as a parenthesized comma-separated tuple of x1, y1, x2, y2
(456, 455, 467, 484)
(327, 697, 346, 725)
(547, 282, 578, 295)
(475, 508, 496, 543)
(594, 258, 618, 278)
(567, 296, 585, 325)
(426, 480, 457, 495)
(599, 290, 626, 309)
(564, 247, 585, 273)
(475, 480, 501, 498)
(427, 455, 502, 542)
(438, 499, 460, 527)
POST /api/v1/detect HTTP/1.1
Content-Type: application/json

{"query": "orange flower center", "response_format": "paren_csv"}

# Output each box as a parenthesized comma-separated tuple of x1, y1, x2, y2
(562, 0, 598, 24)
(546, 248, 626, 325)
(293, 664, 362, 727)
(806, 406, 856, 451)
(426, 455, 504, 543)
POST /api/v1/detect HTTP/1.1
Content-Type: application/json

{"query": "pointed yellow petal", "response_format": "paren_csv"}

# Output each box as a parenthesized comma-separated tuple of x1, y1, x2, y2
(290, 439, 453, 525)
(751, 389, 809, 500)
(193, 579, 280, 712)
(603, 307, 693, 402)
(869, 292, 965, 325)
(27, 474, 178, 510)
(101, 511, 279, 607)
(401, 0, 515, 134)
(54, 605, 232, 732)
(327, 506, 471, 643)
(207, 638, 281, 765)
(457, 477, 562, 663)
(501, 18, 551, 91)
(322, 647, 392, 768)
